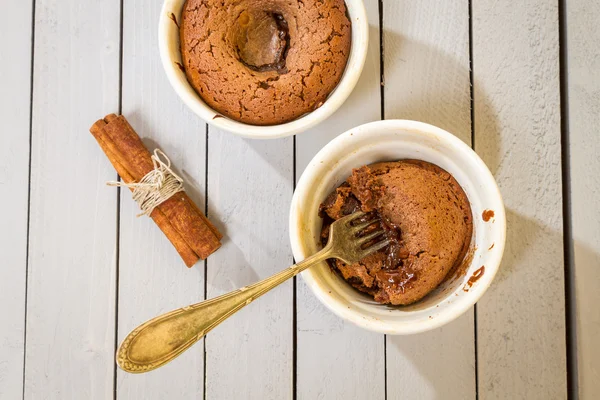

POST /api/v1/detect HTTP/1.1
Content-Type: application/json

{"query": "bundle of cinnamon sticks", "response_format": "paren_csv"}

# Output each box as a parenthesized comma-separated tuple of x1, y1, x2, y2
(90, 114, 222, 267)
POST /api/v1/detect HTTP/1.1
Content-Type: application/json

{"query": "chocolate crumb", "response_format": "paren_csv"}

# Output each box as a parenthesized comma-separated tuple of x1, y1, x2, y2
(463, 266, 485, 291)
(175, 62, 185, 73)
(482, 209, 495, 222)
(169, 12, 180, 28)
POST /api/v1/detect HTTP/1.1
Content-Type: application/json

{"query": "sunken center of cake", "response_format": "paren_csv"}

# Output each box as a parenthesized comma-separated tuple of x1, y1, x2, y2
(234, 11, 290, 72)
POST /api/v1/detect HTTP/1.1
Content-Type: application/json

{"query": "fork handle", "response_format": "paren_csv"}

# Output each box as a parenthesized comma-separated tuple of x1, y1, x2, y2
(116, 247, 332, 373)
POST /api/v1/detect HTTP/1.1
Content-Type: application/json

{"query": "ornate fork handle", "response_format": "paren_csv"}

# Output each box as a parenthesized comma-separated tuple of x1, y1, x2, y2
(117, 247, 332, 373)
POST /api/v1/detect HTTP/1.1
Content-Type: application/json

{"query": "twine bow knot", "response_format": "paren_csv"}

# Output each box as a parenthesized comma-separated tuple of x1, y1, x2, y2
(108, 149, 184, 217)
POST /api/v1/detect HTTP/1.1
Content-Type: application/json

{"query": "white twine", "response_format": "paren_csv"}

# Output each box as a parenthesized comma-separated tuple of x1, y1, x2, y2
(108, 149, 184, 217)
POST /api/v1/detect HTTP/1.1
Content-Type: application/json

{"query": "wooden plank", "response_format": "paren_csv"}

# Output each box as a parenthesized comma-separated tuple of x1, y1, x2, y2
(472, 1, 567, 398)
(0, 0, 32, 398)
(205, 133, 293, 399)
(24, 0, 120, 397)
(295, 1, 386, 398)
(116, 1, 207, 398)
(383, 1, 475, 399)
(566, 0, 600, 397)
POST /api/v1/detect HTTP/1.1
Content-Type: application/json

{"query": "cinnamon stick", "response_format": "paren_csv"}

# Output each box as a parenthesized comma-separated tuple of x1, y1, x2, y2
(90, 114, 222, 267)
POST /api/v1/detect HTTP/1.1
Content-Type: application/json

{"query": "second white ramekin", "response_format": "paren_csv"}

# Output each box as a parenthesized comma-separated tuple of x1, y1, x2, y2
(290, 120, 506, 334)
(158, 0, 369, 139)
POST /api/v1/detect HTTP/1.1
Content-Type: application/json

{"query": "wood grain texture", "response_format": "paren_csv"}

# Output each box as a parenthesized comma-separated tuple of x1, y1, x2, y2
(0, 0, 32, 398)
(472, 1, 567, 398)
(566, 0, 600, 397)
(295, 1, 386, 399)
(383, 0, 472, 140)
(9, 0, 581, 397)
(24, 0, 120, 398)
(116, 1, 207, 397)
(383, 1, 475, 399)
(206, 133, 293, 399)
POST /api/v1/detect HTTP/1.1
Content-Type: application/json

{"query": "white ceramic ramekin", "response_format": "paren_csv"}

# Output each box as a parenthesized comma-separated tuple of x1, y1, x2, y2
(158, 0, 368, 139)
(290, 120, 506, 334)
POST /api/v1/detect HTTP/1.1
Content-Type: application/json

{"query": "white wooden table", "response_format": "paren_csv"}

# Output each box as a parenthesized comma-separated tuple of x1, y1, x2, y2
(1, 0, 598, 398)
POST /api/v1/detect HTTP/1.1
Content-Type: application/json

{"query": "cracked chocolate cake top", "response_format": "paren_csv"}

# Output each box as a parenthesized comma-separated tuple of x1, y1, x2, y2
(180, 0, 352, 125)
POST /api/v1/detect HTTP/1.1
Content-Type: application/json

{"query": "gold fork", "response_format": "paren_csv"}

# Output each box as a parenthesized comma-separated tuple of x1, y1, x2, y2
(116, 211, 389, 373)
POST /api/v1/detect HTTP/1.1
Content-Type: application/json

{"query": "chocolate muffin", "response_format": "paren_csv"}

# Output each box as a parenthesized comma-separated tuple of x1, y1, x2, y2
(180, 0, 352, 125)
(319, 160, 473, 306)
